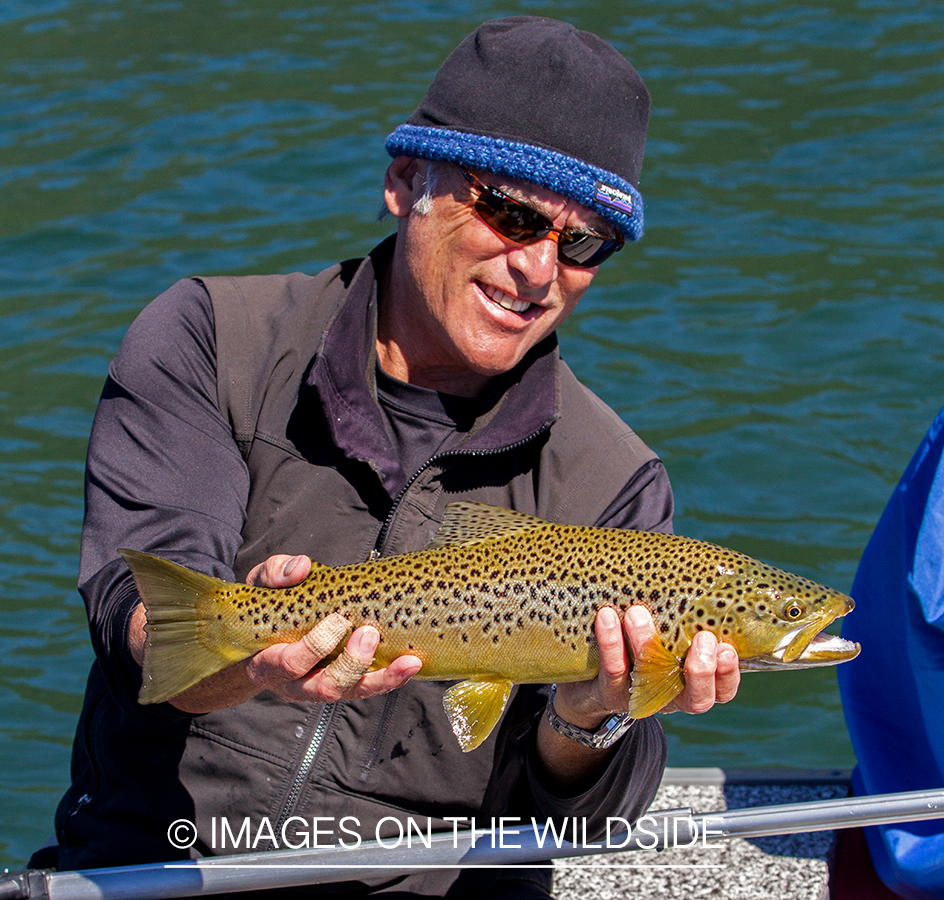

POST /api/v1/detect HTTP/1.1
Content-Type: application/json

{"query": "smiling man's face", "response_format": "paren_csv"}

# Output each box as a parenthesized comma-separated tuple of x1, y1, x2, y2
(378, 158, 614, 397)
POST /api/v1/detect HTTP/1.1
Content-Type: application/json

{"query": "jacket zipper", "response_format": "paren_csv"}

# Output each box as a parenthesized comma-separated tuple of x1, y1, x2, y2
(372, 427, 552, 557)
(271, 426, 552, 829)
(272, 704, 334, 841)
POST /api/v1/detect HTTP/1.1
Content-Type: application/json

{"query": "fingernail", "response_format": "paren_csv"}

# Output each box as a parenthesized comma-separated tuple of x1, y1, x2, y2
(719, 647, 736, 667)
(404, 660, 423, 679)
(599, 607, 620, 629)
(628, 606, 650, 629)
(282, 555, 303, 577)
(347, 627, 379, 657)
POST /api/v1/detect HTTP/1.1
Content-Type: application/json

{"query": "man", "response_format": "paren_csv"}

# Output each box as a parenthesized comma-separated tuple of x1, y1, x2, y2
(45, 16, 739, 898)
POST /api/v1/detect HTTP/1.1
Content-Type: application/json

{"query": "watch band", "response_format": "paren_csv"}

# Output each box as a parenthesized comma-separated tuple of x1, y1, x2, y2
(544, 684, 634, 750)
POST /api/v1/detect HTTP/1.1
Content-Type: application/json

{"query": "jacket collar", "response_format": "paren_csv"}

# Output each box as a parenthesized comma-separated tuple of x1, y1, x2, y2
(307, 237, 560, 495)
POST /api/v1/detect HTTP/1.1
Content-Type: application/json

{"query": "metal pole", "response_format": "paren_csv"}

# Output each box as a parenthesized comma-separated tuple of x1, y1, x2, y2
(692, 787, 944, 841)
(4, 789, 942, 900)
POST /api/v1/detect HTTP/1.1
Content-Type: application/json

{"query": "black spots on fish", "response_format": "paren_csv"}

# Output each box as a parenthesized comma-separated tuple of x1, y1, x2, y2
(659, 621, 670, 634)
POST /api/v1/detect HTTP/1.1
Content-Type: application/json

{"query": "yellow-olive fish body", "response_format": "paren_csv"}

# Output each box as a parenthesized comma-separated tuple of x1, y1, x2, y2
(121, 502, 860, 751)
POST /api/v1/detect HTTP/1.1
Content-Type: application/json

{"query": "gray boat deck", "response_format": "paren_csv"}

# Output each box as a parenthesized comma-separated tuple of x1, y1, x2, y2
(554, 767, 851, 900)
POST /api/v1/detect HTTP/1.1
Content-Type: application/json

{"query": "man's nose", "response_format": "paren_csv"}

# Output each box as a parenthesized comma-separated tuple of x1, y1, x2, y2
(507, 235, 559, 287)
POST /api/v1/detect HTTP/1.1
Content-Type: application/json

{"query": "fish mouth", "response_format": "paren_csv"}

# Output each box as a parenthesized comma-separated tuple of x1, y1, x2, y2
(740, 598, 861, 672)
(795, 630, 861, 663)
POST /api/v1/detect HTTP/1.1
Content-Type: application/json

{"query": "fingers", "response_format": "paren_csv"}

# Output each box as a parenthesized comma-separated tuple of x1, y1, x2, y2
(246, 621, 422, 704)
(665, 630, 740, 715)
(322, 627, 377, 690)
(302, 613, 352, 658)
(246, 554, 311, 588)
(551, 607, 630, 729)
(624, 604, 659, 661)
(595, 606, 631, 695)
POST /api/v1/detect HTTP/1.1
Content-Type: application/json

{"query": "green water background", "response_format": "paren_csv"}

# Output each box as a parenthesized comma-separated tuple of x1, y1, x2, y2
(1, 0, 942, 867)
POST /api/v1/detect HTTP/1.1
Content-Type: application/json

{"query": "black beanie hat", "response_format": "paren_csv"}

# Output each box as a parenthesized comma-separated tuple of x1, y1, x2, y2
(385, 16, 650, 241)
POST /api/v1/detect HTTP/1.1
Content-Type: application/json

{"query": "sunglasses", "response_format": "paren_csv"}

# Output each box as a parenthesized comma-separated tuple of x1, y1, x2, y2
(456, 166, 624, 268)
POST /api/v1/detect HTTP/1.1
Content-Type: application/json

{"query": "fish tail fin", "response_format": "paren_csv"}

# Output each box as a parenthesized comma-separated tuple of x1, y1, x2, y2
(443, 678, 514, 752)
(628, 635, 686, 719)
(120, 548, 251, 705)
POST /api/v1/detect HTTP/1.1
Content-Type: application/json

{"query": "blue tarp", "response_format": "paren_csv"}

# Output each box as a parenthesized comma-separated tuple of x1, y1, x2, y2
(839, 405, 944, 900)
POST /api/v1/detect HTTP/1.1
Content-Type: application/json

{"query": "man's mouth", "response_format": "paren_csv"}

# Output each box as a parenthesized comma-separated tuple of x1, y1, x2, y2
(481, 283, 532, 314)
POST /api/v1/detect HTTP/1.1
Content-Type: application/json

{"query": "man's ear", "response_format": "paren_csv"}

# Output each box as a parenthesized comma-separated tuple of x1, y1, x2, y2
(384, 156, 425, 218)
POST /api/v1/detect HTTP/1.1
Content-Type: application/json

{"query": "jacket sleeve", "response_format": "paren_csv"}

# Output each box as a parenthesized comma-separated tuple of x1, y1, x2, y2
(78, 279, 251, 714)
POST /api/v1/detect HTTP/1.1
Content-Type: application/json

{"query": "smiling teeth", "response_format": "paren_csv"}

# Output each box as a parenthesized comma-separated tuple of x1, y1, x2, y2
(484, 285, 531, 313)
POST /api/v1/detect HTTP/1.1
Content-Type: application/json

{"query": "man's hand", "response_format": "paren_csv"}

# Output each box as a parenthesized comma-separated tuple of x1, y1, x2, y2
(533, 605, 739, 790)
(241, 554, 423, 704)
(551, 605, 740, 728)
(129, 552, 422, 713)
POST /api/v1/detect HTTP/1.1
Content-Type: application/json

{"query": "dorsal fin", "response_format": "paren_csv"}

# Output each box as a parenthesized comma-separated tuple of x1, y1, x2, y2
(428, 502, 549, 549)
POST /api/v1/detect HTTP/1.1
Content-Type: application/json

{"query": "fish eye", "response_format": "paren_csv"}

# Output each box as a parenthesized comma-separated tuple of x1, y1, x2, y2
(785, 602, 804, 619)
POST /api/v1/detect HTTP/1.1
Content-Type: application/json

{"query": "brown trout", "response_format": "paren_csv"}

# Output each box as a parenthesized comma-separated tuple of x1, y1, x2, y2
(121, 501, 860, 751)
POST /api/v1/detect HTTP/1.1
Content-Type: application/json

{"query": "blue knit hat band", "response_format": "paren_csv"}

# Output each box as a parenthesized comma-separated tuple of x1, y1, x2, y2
(385, 124, 644, 242)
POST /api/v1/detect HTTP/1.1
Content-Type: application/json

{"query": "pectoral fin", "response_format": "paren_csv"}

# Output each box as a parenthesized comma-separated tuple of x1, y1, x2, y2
(442, 678, 513, 752)
(628, 635, 686, 719)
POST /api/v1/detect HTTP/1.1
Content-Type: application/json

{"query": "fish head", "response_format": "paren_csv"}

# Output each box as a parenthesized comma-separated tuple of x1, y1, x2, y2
(690, 557, 861, 671)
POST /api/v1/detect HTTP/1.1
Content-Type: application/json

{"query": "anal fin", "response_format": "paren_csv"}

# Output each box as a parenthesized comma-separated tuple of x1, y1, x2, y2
(442, 678, 513, 752)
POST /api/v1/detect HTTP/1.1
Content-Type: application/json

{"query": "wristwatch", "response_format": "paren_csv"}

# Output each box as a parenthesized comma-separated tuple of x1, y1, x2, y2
(544, 684, 634, 750)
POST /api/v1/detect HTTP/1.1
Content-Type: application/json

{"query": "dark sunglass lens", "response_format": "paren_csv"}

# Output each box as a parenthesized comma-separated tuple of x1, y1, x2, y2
(476, 190, 550, 243)
(558, 234, 621, 268)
